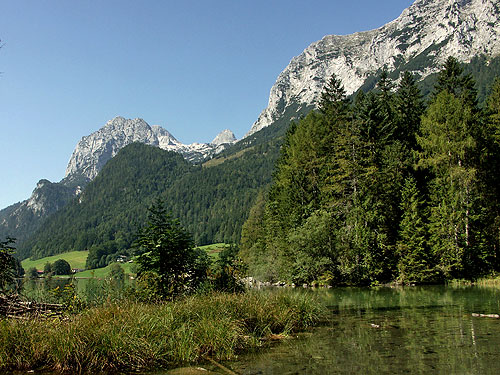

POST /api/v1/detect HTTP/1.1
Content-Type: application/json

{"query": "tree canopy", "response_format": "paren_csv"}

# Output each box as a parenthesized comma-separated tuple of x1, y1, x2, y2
(240, 62, 500, 285)
(52, 259, 72, 275)
(134, 200, 208, 299)
(0, 237, 17, 292)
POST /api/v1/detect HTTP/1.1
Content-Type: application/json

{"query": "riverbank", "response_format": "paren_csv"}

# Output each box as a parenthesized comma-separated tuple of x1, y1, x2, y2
(450, 273, 500, 287)
(0, 290, 324, 373)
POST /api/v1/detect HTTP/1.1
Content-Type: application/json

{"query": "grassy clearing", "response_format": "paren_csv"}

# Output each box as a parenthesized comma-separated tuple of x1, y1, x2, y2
(0, 290, 325, 373)
(21, 251, 89, 271)
(196, 243, 231, 259)
(67, 262, 133, 279)
(21, 243, 227, 275)
(202, 147, 254, 168)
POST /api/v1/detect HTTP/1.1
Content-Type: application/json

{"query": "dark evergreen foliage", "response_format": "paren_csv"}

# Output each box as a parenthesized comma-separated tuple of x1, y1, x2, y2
(18, 138, 280, 268)
(134, 200, 205, 299)
(241, 60, 500, 285)
(12, 55, 500, 282)
(0, 237, 17, 291)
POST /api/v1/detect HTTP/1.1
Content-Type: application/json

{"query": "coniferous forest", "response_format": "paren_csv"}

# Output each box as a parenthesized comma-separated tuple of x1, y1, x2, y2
(17, 138, 280, 268)
(13, 56, 500, 286)
(240, 57, 500, 286)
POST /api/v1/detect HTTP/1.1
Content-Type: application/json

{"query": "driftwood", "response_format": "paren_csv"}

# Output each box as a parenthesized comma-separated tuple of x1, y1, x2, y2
(0, 293, 65, 319)
(204, 357, 240, 375)
(472, 313, 500, 319)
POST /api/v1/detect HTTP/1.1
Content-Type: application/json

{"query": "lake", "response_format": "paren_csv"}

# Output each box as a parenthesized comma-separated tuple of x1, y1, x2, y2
(183, 285, 500, 375)
(19, 281, 500, 374)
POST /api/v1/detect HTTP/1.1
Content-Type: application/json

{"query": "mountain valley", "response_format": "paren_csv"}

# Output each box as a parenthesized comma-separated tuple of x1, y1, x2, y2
(2, 0, 500, 267)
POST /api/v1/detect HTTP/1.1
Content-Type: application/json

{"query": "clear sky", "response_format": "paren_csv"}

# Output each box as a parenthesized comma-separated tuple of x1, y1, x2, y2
(0, 0, 415, 209)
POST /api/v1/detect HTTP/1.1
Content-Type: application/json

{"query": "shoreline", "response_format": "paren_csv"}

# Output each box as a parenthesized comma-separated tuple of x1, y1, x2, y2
(0, 291, 325, 374)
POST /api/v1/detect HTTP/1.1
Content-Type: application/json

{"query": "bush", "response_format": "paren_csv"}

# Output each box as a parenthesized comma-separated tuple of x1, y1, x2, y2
(52, 259, 71, 275)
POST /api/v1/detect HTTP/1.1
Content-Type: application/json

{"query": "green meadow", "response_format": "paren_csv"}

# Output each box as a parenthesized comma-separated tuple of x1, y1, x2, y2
(21, 251, 89, 271)
(19, 244, 231, 278)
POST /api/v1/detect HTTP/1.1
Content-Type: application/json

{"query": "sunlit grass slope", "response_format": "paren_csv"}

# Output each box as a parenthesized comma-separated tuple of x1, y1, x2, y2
(21, 251, 89, 271)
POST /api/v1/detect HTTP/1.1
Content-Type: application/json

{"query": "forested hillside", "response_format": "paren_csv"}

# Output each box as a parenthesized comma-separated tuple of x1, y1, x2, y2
(240, 57, 500, 285)
(17, 138, 280, 268)
(15, 56, 500, 270)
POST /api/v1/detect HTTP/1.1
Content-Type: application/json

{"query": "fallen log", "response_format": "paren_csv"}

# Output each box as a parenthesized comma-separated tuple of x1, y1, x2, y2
(0, 293, 65, 319)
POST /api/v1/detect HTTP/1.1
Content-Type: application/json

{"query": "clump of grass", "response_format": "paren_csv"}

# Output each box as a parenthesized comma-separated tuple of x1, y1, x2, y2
(450, 274, 500, 287)
(0, 291, 325, 373)
(476, 274, 500, 286)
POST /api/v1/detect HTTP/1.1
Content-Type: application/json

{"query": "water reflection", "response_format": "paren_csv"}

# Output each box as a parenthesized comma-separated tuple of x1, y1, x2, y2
(20, 276, 132, 306)
(226, 286, 500, 375)
(15, 283, 500, 374)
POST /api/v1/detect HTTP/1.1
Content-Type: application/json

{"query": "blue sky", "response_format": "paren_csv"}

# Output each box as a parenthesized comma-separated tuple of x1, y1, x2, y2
(0, 0, 415, 209)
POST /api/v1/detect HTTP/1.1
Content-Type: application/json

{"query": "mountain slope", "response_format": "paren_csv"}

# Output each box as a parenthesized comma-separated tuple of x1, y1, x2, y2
(65, 116, 236, 183)
(247, 0, 500, 136)
(8, 0, 500, 262)
(17, 140, 279, 264)
(1, 117, 235, 248)
(0, 180, 80, 245)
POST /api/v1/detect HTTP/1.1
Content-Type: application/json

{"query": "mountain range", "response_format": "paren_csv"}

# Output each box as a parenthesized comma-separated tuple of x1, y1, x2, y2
(2, 0, 500, 261)
(64, 116, 236, 184)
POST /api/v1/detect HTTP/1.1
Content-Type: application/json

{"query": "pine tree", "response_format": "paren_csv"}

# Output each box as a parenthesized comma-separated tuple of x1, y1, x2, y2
(134, 199, 204, 299)
(394, 71, 424, 149)
(418, 90, 478, 278)
(396, 177, 433, 283)
(0, 237, 17, 292)
(479, 78, 500, 271)
(318, 73, 349, 117)
(434, 56, 477, 107)
(375, 69, 396, 146)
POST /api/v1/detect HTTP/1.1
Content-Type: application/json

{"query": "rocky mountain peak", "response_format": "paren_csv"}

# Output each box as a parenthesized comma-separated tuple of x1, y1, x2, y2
(245, 0, 500, 137)
(211, 129, 237, 146)
(65, 117, 236, 182)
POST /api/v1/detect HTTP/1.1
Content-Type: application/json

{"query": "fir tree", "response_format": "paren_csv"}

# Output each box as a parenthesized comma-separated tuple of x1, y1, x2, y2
(318, 73, 349, 117)
(434, 56, 477, 107)
(418, 90, 478, 278)
(134, 199, 205, 299)
(394, 71, 424, 149)
(0, 237, 17, 292)
(396, 177, 433, 283)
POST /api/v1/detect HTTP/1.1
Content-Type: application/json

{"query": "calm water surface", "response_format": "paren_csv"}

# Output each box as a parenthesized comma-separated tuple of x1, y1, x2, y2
(19, 282, 500, 374)
(219, 285, 500, 375)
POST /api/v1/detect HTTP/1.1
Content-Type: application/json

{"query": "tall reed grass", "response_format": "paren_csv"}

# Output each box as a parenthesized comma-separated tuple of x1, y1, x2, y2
(0, 290, 324, 373)
(450, 273, 500, 287)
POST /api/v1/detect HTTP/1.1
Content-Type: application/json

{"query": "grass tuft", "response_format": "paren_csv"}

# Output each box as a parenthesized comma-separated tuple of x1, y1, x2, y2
(0, 291, 324, 373)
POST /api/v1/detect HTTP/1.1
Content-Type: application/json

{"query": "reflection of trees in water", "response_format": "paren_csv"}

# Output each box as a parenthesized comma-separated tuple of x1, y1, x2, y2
(21, 277, 130, 306)
(228, 286, 500, 374)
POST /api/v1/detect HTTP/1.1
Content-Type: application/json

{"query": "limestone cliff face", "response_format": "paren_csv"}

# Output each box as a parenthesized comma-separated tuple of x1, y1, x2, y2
(246, 0, 500, 136)
(65, 116, 236, 182)
(0, 179, 79, 245)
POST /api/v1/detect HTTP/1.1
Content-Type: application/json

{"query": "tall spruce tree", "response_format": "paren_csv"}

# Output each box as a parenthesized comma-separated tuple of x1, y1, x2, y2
(394, 71, 424, 149)
(0, 237, 17, 292)
(396, 177, 433, 283)
(481, 78, 500, 271)
(418, 86, 479, 278)
(319, 73, 349, 117)
(134, 200, 204, 299)
(434, 56, 477, 107)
